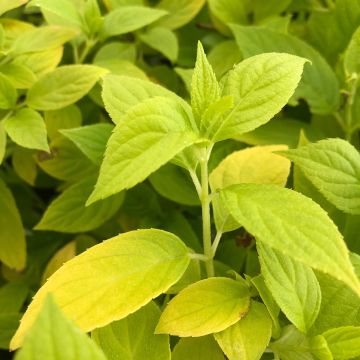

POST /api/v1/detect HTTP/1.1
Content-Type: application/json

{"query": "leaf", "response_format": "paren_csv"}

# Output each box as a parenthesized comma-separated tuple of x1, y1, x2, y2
(257, 242, 321, 332)
(0, 122, 6, 165)
(0, 73, 17, 109)
(344, 26, 360, 76)
(279, 138, 360, 214)
(41, 241, 76, 284)
(4, 108, 49, 151)
(230, 25, 340, 115)
(15, 297, 107, 360)
(12, 26, 77, 55)
(10, 229, 190, 349)
(209, 145, 290, 232)
(92, 301, 171, 360)
(87, 97, 199, 204)
(94, 42, 137, 64)
(139, 26, 178, 62)
(27, 65, 108, 111)
(156, 277, 250, 337)
(36, 177, 124, 233)
(101, 74, 185, 124)
(323, 326, 360, 359)
(0, 313, 22, 350)
(0, 0, 27, 16)
(210, 53, 306, 141)
(0, 283, 28, 314)
(61, 124, 113, 165)
(191, 41, 220, 123)
(101, 6, 167, 38)
(155, 0, 205, 30)
(214, 301, 272, 360)
(0, 63, 37, 89)
(172, 336, 225, 360)
(149, 163, 200, 206)
(0, 178, 26, 270)
(220, 183, 360, 296)
(27, 0, 83, 28)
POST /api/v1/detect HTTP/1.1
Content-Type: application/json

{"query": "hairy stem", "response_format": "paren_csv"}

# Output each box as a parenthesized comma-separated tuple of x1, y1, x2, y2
(200, 147, 214, 277)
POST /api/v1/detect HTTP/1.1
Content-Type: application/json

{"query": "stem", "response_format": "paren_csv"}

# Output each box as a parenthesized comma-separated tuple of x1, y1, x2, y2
(200, 147, 214, 277)
(211, 230, 223, 255)
(189, 253, 210, 261)
(189, 169, 202, 198)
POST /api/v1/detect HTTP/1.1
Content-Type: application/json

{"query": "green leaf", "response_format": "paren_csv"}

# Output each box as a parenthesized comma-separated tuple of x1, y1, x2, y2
(0, 283, 28, 314)
(94, 42, 137, 64)
(220, 183, 360, 296)
(0, 178, 26, 270)
(0, 63, 37, 89)
(92, 301, 171, 360)
(149, 163, 200, 206)
(191, 41, 220, 122)
(101, 6, 167, 38)
(155, 0, 205, 30)
(15, 297, 107, 360)
(323, 326, 360, 359)
(87, 97, 199, 204)
(0, 73, 17, 109)
(101, 74, 185, 124)
(27, 65, 108, 110)
(35, 177, 124, 233)
(214, 301, 272, 360)
(12, 26, 77, 55)
(270, 325, 332, 360)
(27, 0, 83, 28)
(0, 0, 27, 16)
(61, 124, 113, 165)
(0, 121, 6, 164)
(4, 108, 49, 151)
(172, 336, 225, 360)
(11, 229, 190, 349)
(258, 242, 321, 332)
(279, 138, 360, 214)
(210, 53, 306, 141)
(210, 145, 290, 232)
(230, 25, 340, 115)
(140, 26, 178, 62)
(156, 277, 250, 337)
(0, 313, 22, 350)
(344, 26, 360, 76)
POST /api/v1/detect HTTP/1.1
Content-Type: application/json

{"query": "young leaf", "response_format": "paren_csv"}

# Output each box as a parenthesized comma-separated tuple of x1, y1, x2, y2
(101, 6, 167, 38)
(257, 242, 321, 332)
(60, 124, 113, 165)
(191, 41, 220, 122)
(87, 97, 199, 204)
(27, 65, 107, 111)
(155, 0, 205, 30)
(101, 74, 185, 123)
(139, 26, 178, 62)
(0, 178, 26, 271)
(172, 336, 225, 360)
(210, 53, 306, 141)
(279, 138, 360, 215)
(214, 301, 272, 360)
(323, 326, 360, 359)
(27, 0, 83, 28)
(0, 73, 17, 109)
(220, 183, 360, 296)
(15, 297, 107, 360)
(12, 26, 77, 55)
(344, 26, 360, 76)
(10, 229, 190, 349)
(92, 301, 171, 360)
(230, 25, 340, 115)
(156, 277, 250, 337)
(35, 177, 124, 233)
(4, 108, 49, 152)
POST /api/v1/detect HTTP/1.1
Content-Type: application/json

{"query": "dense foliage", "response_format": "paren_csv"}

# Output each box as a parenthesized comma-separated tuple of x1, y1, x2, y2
(1, 0, 360, 359)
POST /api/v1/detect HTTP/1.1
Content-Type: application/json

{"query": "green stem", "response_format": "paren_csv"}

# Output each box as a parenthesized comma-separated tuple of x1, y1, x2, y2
(211, 230, 223, 255)
(200, 147, 214, 277)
